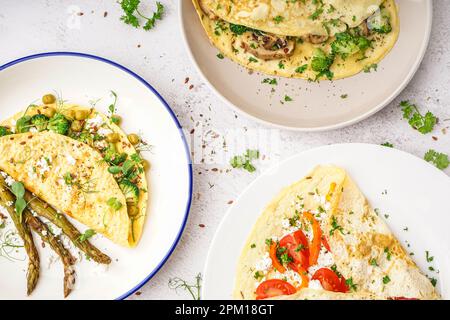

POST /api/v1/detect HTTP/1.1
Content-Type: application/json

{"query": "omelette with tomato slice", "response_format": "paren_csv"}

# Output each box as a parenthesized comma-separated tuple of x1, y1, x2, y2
(233, 166, 440, 300)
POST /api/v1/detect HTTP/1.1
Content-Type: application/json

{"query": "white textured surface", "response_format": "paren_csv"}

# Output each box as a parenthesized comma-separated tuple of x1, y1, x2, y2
(0, 0, 449, 300)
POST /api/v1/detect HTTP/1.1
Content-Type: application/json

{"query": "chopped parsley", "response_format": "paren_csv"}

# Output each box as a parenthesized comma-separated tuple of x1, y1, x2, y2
(284, 95, 293, 102)
(230, 149, 260, 173)
(364, 63, 378, 73)
(250, 243, 256, 249)
(425, 251, 434, 263)
(384, 247, 392, 261)
(381, 142, 394, 148)
(262, 78, 278, 85)
(295, 64, 308, 74)
(424, 149, 449, 170)
(345, 277, 357, 291)
(382, 275, 391, 284)
(370, 258, 378, 266)
(400, 100, 437, 134)
(254, 271, 264, 280)
(119, 0, 164, 31)
(216, 53, 224, 59)
(329, 216, 344, 236)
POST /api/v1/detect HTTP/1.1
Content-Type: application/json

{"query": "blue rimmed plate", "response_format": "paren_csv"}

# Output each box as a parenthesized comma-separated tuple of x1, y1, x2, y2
(0, 52, 192, 300)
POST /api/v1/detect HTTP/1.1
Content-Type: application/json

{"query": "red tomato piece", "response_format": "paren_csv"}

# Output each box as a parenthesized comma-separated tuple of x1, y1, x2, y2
(312, 268, 349, 293)
(255, 279, 297, 300)
(279, 229, 310, 270)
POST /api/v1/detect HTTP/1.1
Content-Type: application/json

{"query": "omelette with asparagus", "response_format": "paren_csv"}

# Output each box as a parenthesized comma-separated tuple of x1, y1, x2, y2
(193, 0, 399, 80)
(0, 92, 150, 297)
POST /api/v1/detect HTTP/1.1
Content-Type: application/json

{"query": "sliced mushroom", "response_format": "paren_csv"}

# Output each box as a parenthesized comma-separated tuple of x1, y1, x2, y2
(303, 34, 329, 44)
(240, 32, 295, 60)
(359, 20, 370, 36)
(198, 0, 218, 20)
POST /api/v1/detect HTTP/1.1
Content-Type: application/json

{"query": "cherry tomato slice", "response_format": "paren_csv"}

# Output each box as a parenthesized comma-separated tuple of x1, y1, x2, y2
(255, 279, 297, 300)
(321, 236, 331, 252)
(312, 268, 349, 293)
(279, 230, 310, 270)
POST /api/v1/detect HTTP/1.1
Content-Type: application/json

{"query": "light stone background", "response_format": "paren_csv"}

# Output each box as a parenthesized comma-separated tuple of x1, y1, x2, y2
(0, 0, 448, 299)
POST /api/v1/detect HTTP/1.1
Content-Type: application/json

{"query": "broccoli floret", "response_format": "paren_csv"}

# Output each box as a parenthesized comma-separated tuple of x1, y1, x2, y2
(331, 32, 371, 59)
(48, 113, 70, 135)
(311, 49, 335, 80)
(73, 131, 94, 145)
(0, 126, 11, 137)
(16, 115, 31, 133)
(367, 9, 392, 34)
(30, 114, 49, 132)
(103, 144, 127, 165)
(119, 179, 139, 204)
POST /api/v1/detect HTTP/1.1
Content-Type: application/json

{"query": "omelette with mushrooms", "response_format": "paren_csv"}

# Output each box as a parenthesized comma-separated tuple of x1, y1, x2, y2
(234, 166, 439, 300)
(193, 0, 399, 80)
(0, 94, 149, 247)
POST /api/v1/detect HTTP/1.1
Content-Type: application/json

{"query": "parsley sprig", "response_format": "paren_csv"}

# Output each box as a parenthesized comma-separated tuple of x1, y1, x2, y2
(230, 149, 260, 173)
(424, 149, 449, 170)
(119, 0, 164, 31)
(400, 100, 437, 134)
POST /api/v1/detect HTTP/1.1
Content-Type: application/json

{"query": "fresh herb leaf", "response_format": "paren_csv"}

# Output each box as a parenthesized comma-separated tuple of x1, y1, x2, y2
(107, 197, 123, 211)
(168, 273, 202, 300)
(424, 150, 449, 170)
(119, 0, 164, 31)
(400, 100, 437, 134)
(381, 142, 394, 148)
(230, 149, 260, 173)
(78, 229, 96, 242)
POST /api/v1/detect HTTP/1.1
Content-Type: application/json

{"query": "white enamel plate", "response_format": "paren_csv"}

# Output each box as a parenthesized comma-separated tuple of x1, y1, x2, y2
(180, 0, 432, 131)
(0, 53, 192, 300)
(203, 144, 450, 299)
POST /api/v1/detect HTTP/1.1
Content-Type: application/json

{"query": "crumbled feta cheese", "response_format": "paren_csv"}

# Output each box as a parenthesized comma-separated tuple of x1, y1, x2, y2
(36, 156, 51, 175)
(28, 166, 38, 179)
(85, 115, 104, 132)
(317, 248, 334, 268)
(65, 154, 76, 166)
(255, 252, 272, 273)
(29, 127, 38, 133)
(281, 218, 290, 229)
(5, 201, 13, 207)
(42, 230, 48, 236)
(309, 279, 323, 290)
(4, 175, 15, 186)
(97, 127, 113, 136)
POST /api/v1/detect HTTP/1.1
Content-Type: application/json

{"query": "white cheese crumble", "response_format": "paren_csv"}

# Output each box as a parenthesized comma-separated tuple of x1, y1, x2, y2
(1, 171, 16, 186)
(36, 156, 52, 175)
(29, 127, 38, 133)
(65, 154, 76, 166)
(309, 279, 323, 290)
(85, 115, 104, 132)
(97, 127, 113, 137)
(255, 252, 272, 273)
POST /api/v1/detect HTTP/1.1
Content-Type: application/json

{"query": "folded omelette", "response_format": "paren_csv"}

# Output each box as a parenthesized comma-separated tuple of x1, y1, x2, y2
(0, 103, 148, 247)
(193, 0, 399, 80)
(234, 166, 439, 300)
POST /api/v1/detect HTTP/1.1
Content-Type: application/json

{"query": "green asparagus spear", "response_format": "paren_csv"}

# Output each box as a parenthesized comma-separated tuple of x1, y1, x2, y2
(23, 191, 111, 264)
(24, 210, 76, 297)
(0, 177, 40, 295)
